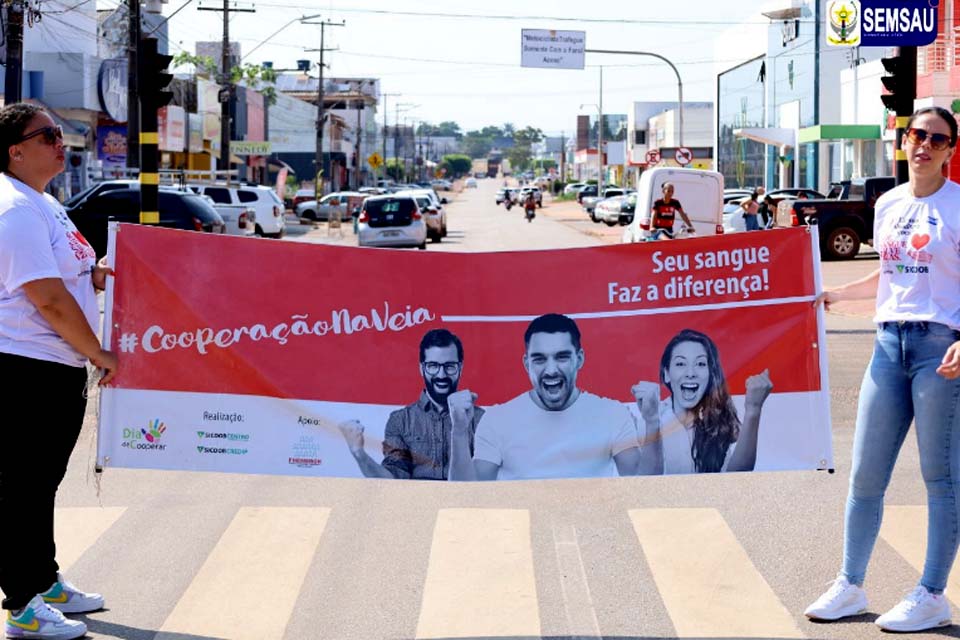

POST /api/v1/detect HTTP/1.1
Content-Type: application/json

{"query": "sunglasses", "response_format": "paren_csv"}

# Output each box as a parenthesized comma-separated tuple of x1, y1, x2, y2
(17, 125, 63, 145)
(905, 127, 953, 151)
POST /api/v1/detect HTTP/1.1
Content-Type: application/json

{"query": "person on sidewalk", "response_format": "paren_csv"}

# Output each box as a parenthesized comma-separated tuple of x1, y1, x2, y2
(740, 191, 761, 231)
(0, 103, 117, 640)
(805, 106, 960, 633)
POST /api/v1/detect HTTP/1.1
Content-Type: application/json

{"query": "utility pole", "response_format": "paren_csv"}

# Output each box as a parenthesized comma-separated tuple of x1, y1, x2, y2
(355, 81, 364, 190)
(380, 92, 400, 183)
(4, 1, 24, 105)
(304, 18, 344, 198)
(198, 0, 255, 183)
(560, 131, 566, 184)
(598, 66, 604, 187)
(124, 0, 139, 168)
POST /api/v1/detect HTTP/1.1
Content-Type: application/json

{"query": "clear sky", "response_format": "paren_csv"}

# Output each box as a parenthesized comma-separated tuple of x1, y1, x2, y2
(125, 0, 782, 135)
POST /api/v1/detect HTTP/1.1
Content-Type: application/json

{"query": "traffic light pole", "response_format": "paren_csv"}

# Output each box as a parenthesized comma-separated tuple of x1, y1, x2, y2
(304, 18, 344, 200)
(126, 0, 140, 169)
(137, 37, 173, 224)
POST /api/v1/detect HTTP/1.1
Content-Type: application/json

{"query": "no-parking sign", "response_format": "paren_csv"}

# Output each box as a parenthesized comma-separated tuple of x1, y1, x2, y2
(675, 147, 693, 165)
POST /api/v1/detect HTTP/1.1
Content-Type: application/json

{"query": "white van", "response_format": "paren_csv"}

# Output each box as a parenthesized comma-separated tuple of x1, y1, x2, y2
(621, 168, 725, 243)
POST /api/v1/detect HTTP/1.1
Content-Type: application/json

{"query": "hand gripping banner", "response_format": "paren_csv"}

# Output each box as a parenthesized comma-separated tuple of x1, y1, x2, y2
(97, 224, 833, 480)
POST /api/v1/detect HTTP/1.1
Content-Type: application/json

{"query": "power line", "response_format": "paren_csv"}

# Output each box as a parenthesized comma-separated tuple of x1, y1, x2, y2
(244, 4, 806, 26)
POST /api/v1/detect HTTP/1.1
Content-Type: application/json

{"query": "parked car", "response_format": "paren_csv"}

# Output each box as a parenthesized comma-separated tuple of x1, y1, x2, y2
(397, 190, 447, 242)
(778, 176, 895, 260)
(623, 168, 725, 242)
(292, 188, 316, 208)
(576, 184, 618, 204)
(516, 186, 543, 207)
(357, 194, 427, 250)
(464, 177, 478, 188)
(63, 179, 141, 209)
(190, 183, 285, 237)
(205, 201, 256, 237)
(584, 188, 633, 219)
(296, 191, 364, 222)
(431, 179, 453, 191)
(595, 193, 638, 226)
(722, 188, 754, 205)
(563, 182, 587, 195)
(495, 188, 518, 205)
(66, 188, 225, 258)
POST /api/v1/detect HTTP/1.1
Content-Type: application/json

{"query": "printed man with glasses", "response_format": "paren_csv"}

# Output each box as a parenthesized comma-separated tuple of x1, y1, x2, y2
(338, 328, 484, 480)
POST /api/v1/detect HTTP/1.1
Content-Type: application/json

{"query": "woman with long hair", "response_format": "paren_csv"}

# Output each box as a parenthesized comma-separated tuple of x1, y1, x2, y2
(805, 106, 960, 632)
(633, 328, 772, 474)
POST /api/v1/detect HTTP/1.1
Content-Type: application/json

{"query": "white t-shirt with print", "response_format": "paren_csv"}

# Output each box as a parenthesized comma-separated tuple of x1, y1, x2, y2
(473, 390, 640, 480)
(0, 174, 98, 366)
(659, 399, 736, 475)
(873, 180, 960, 329)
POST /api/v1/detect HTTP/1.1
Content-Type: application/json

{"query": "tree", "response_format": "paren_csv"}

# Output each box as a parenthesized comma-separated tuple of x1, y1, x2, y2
(505, 126, 544, 172)
(172, 52, 279, 105)
(503, 123, 515, 136)
(461, 132, 493, 158)
(439, 153, 472, 178)
(385, 158, 405, 181)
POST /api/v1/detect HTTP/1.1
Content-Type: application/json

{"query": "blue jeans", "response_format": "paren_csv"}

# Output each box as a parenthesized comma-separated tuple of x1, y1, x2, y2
(744, 214, 761, 231)
(842, 321, 960, 593)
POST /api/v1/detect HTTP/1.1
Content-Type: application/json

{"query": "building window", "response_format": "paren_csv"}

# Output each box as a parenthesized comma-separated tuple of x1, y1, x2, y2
(634, 130, 646, 145)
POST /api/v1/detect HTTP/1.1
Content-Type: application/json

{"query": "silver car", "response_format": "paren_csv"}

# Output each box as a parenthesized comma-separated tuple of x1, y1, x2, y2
(357, 195, 428, 250)
(296, 191, 363, 222)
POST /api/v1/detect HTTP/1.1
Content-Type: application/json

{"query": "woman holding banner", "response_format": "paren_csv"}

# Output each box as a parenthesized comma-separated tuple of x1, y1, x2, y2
(632, 328, 773, 474)
(0, 103, 116, 640)
(805, 106, 960, 633)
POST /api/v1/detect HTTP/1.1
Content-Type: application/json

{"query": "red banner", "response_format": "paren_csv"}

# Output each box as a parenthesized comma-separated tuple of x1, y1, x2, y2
(98, 225, 832, 479)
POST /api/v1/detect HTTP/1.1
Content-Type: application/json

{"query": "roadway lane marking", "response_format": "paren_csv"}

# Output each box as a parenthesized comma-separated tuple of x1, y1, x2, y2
(54, 507, 126, 572)
(415, 508, 540, 639)
(629, 508, 805, 638)
(552, 523, 601, 639)
(880, 505, 960, 604)
(156, 507, 330, 640)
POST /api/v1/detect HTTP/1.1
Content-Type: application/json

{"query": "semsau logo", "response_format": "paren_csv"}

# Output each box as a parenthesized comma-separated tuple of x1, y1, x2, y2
(860, 0, 939, 47)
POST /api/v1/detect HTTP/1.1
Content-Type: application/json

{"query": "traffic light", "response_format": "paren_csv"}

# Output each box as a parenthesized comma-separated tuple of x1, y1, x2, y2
(880, 47, 916, 114)
(138, 37, 174, 109)
(880, 47, 917, 185)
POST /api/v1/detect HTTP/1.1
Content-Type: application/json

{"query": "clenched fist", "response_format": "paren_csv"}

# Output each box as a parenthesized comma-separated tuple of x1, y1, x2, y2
(744, 369, 773, 410)
(338, 419, 366, 455)
(447, 390, 477, 430)
(631, 381, 661, 423)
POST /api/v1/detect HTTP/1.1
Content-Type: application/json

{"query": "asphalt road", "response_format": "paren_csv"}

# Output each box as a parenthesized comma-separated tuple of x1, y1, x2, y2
(38, 179, 953, 640)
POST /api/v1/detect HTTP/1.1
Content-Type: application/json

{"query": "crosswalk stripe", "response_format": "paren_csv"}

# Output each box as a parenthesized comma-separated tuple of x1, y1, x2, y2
(54, 507, 126, 572)
(880, 505, 960, 604)
(155, 507, 330, 640)
(629, 508, 805, 638)
(415, 508, 540, 639)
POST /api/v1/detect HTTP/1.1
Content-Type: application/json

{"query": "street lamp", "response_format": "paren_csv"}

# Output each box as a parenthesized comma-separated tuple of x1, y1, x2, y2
(580, 103, 602, 185)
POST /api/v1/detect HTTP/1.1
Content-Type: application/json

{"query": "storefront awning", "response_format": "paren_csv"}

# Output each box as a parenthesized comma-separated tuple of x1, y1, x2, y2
(734, 127, 796, 148)
(267, 157, 296, 174)
(798, 124, 882, 144)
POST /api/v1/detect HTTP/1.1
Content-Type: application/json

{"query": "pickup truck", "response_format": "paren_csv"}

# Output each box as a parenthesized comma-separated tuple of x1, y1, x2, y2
(776, 176, 896, 260)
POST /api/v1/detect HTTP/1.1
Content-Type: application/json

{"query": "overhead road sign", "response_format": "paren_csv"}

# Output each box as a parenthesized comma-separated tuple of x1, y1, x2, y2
(521, 29, 586, 70)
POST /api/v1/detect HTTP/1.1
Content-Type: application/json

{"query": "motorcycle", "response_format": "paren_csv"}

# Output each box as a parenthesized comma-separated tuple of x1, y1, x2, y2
(524, 202, 536, 222)
(504, 198, 513, 211)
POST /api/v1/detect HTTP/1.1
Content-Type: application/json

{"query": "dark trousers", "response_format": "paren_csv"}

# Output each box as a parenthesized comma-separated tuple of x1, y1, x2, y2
(0, 352, 87, 610)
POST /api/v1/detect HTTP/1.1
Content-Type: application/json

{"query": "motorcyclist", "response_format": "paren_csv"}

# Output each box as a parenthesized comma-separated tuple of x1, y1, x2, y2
(647, 182, 694, 240)
(504, 189, 513, 210)
(523, 191, 537, 221)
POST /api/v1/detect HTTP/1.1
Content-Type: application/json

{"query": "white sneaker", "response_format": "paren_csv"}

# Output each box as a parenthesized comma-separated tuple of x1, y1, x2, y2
(39, 573, 103, 614)
(875, 586, 951, 632)
(4, 595, 86, 640)
(804, 575, 868, 621)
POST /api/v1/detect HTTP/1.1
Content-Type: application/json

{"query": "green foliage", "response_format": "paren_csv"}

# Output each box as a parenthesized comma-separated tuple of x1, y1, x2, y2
(385, 158, 406, 181)
(440, 154, 472, 177)
(171, 52, 278, 106)
(461, 132, 493, 158)
(417, 121, 462, 138)
(505, 126, 544, 173)
(952, 99, 960, 115)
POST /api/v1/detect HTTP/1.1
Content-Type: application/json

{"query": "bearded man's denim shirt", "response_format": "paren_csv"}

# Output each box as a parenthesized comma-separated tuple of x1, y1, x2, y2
(381, 390, 485, 480)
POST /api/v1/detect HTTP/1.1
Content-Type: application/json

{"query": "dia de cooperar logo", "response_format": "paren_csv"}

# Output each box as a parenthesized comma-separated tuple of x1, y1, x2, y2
(827, 0, 861, 46)
(121, 419, 168, 451)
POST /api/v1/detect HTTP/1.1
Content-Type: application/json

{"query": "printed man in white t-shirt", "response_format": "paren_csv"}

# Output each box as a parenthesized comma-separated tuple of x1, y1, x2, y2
(447, 313, 660, 480)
